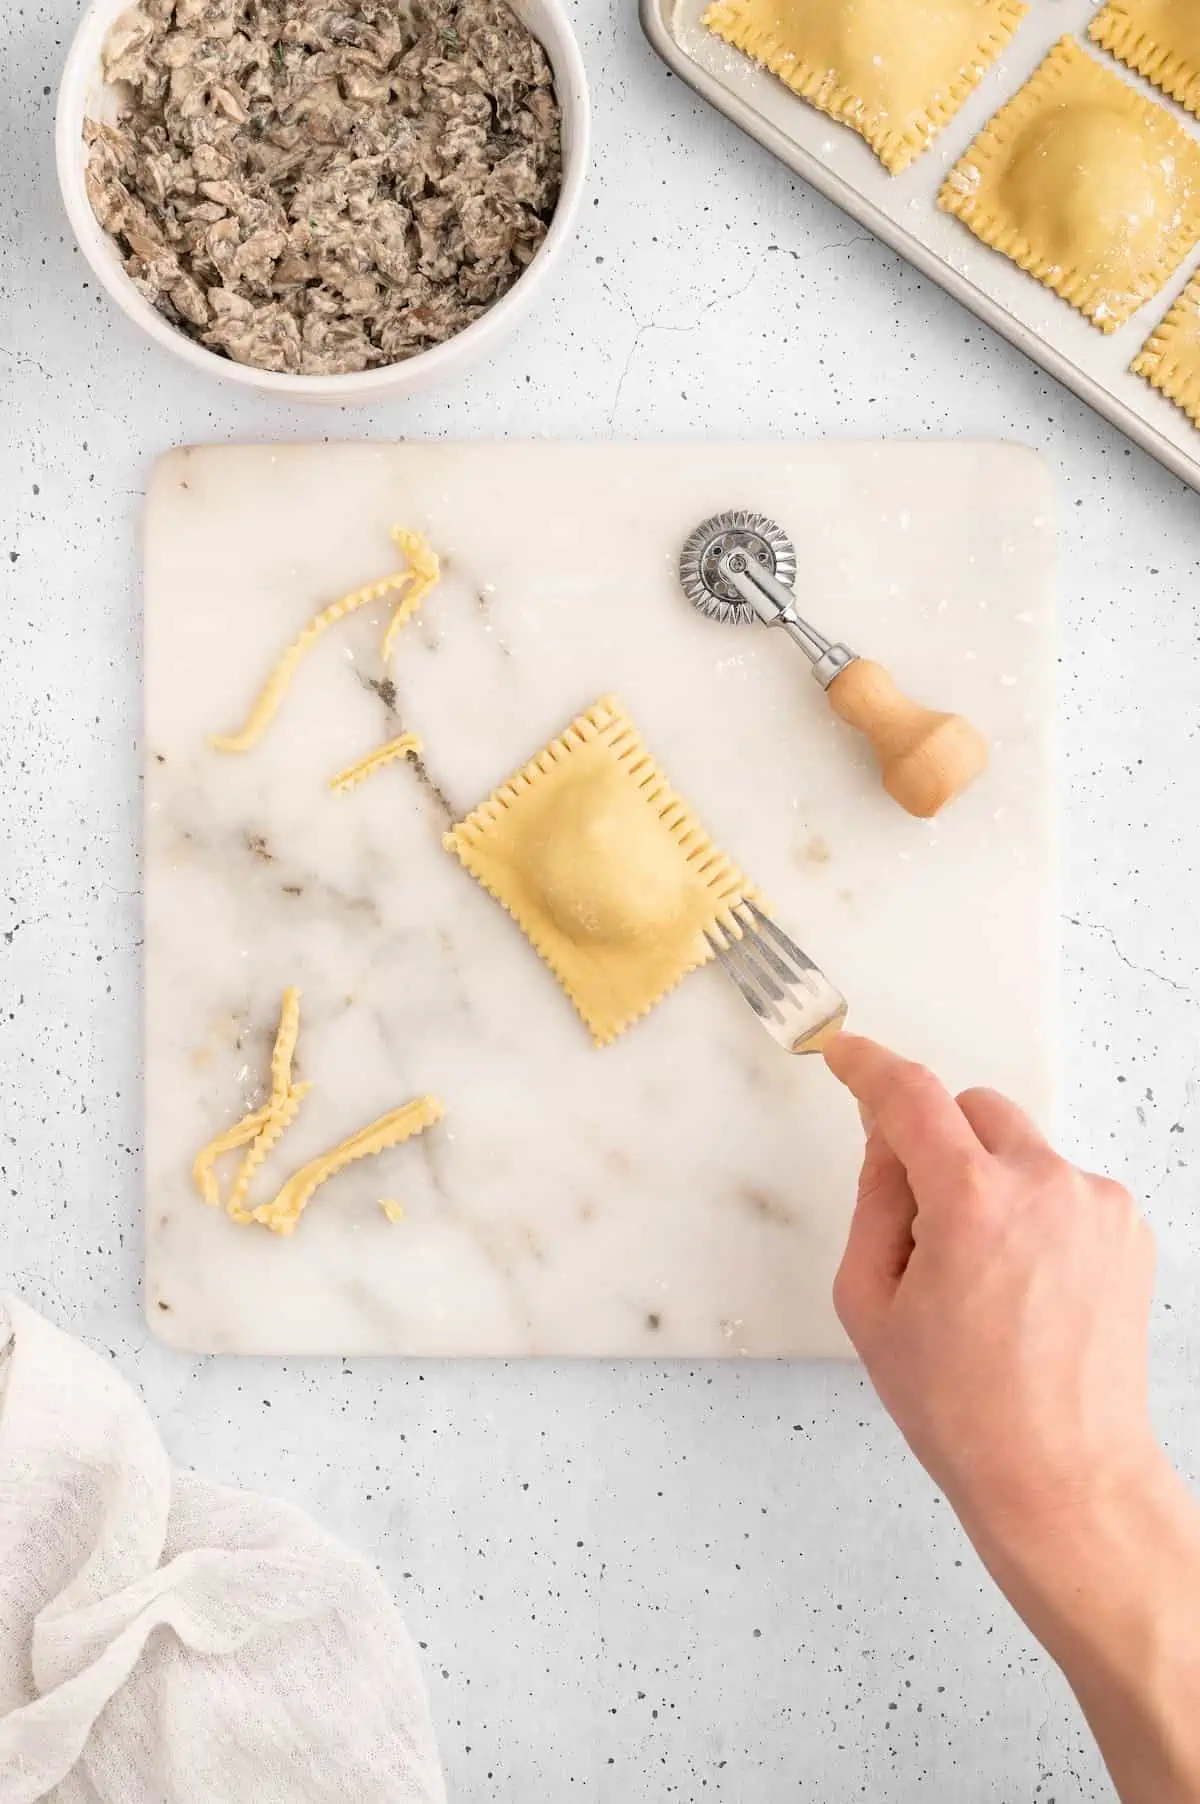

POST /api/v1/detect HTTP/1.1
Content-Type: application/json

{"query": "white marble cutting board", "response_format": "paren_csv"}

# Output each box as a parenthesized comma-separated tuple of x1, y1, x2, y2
(144, 441, 1057, 1357)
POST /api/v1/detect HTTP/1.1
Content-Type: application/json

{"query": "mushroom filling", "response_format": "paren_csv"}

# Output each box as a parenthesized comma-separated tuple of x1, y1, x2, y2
(84, 0, 563, 374)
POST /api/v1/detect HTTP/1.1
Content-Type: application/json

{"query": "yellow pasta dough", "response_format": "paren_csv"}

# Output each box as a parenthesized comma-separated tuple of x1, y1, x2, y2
(381, 531, 440, 662)
(1091, 0, 1200, 117)
(1132, 271, 1200, 425)
(192, 986, 312, 1219)
(252, 1096, 445, 1237)
(940, 37, 1200, 332)
(444, 697, 757, 1046)
(191, 987, 443, 1234)
(703, 0, 1027, 173)
(192, 1082, 312, 1215)
(227, 985, 307, 1216)
(211, 528, 440, 754)
(226, 1083, 311, 1221)
(193, 1101, 276, 1209)
(330, 732, 423, 794)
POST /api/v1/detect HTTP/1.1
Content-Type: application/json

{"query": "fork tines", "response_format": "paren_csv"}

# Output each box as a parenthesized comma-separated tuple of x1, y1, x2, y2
(704, 899, 841, 1042)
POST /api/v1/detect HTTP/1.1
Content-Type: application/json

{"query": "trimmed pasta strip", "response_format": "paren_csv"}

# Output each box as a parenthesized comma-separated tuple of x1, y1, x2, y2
(252, 1095, 446, 1237)
(210, 528, 440, 754)
(226, 1080, 312, 1221)
(210, 568, 411, 753)
(379, 1198, 406, 1225)
(267, 985, 302, 1099)
(192, 987, 444, 1234)
(193, 1103, 275, 1207)
(224, 985, 307, 1218)
(381, 529, 441, 661)
(193, 987, 306, 1214)
(330, 732, 424, 794)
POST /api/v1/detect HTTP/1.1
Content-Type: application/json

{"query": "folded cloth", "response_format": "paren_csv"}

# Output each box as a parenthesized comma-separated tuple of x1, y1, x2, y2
(0, 1297, 445, 1804)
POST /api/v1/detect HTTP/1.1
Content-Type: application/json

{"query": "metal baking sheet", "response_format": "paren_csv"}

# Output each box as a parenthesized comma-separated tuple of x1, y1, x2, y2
(640, 0, 1200, 494)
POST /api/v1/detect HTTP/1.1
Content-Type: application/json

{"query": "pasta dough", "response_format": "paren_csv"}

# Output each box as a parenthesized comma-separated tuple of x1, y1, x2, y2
(1133, 271, 1200, 426)
(251, 1096, 445, 1237)
(940, 36, 1200, 332)
(381, 532, 440, 661)
(190, 987, 443, 1233)
(1091, 0, 1200, 118)
(444, 697, 757, 1046)
(331, 732, 423, 794)
(211, 528, 440, 754)
(703, 0, 1027, 173)
(193, 1100, 278, 1209)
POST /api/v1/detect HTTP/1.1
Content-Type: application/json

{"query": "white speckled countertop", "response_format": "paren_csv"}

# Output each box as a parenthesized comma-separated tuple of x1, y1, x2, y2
(1, 3, 1198, 1798)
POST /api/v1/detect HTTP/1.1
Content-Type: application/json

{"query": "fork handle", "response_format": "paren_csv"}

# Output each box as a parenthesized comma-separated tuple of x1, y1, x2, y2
(825, 658, 989, 820)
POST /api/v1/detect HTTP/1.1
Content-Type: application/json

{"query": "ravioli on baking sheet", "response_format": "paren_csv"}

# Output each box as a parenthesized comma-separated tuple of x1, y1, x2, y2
(1091, 0, 1200, 118)
(1133, 271, 1200, 426)
(703, 0, 1027, 174)
(443, 697, 757, 1046)
(939, 36, 1200, 332)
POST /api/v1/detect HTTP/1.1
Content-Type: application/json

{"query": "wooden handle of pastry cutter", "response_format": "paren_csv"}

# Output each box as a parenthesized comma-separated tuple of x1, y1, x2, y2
(825, 659, 989, 819)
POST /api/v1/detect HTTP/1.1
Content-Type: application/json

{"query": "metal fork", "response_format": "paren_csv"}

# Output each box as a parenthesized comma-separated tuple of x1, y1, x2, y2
(705, 900, 847, 1055)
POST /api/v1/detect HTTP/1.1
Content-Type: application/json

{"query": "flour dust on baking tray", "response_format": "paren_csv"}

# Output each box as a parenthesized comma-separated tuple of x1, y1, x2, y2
(84, 0, 563, 375)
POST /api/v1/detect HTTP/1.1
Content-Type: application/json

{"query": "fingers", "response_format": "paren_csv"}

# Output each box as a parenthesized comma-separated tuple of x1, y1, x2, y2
(955, 1086, 1050, 1157)
(833, 1128, 917, 1346)
(825, 1034, 987, 1207)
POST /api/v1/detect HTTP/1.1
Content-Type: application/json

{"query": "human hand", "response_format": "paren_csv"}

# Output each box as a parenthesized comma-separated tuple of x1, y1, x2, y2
(823, 1033, 1161, 1552)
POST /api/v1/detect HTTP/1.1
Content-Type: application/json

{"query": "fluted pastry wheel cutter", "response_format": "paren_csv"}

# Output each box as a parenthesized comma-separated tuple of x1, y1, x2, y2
(680, 510, 988, 818)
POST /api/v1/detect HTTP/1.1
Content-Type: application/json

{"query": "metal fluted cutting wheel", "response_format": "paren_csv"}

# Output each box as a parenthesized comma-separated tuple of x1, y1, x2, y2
(678, 509, 797, 625)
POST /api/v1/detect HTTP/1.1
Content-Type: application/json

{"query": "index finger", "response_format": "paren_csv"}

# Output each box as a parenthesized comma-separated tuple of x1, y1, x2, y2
(824, 1033, 987, 1206)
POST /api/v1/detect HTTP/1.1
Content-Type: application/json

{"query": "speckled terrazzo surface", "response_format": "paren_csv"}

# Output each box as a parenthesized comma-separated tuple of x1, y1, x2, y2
(1, 2, 1198, 1798)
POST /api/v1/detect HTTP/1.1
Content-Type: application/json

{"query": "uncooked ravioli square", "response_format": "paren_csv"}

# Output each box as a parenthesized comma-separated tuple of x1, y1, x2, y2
(1133, 271, 1200, 426)
(443, 698, 757, 1046)
(939, 36, 1200, 332)
(703, 0, 1028, 174)
(1091, 0, 1200, 117)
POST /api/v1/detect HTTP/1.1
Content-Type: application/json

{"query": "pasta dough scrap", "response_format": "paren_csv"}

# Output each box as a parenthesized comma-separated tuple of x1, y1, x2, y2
(1091, 0, 1200, 118)
(210, 528, 440, 754)
(379, 1198, 406, 1224)
(703, 0, 1027, 174)
(444, 696, 757, 1046)
(192, 987, 444, 1232)
(192, 1083, 311, 1213)
(330, 732, 424, 794)
(939, 36, 1200, 332)
(193, 1101, 276, 1209)
(252, 1096, 445, 1237)
(228, 985, 308, 1217)
(1132, 271, 1200, 426)
(267, 985, 302, 1095)
(226, 1082, 312, 1221)
(382, 531, 440, 662)
(192, 987, 311, 1218)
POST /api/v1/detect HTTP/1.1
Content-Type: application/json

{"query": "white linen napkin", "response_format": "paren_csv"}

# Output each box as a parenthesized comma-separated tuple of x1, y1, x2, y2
(0, 1297, 445, 1804)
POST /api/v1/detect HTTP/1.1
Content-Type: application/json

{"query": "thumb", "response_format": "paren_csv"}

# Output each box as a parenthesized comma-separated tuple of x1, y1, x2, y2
(833, 1125, 918, 1348)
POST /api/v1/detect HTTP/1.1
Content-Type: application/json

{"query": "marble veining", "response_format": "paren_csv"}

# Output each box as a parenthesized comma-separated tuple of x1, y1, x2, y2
(143, 441, 1058, 1356)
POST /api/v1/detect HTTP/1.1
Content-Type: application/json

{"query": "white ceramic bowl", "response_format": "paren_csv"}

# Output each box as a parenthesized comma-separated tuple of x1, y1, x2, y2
(56, 0, 590, 404)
